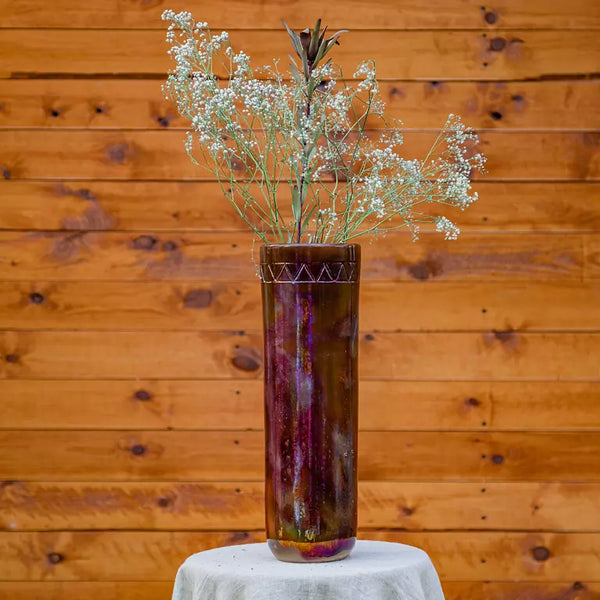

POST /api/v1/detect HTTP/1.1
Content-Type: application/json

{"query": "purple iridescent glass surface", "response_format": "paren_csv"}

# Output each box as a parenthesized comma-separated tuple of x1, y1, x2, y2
(260, 244, 360, 563)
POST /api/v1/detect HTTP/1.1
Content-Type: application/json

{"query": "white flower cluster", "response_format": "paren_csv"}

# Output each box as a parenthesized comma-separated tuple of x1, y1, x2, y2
(162, 12, 486, 244)
(435, 216, 460, 240)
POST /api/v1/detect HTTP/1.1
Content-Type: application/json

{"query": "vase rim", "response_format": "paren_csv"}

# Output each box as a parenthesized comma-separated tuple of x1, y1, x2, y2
(261, 243, 360, 248)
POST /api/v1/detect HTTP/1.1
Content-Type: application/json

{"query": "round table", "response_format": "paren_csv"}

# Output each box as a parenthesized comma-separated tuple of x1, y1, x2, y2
(171, 540, 445, 600)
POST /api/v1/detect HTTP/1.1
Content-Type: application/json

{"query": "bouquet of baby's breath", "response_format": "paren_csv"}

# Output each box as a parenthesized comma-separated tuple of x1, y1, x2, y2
(162, 11, 486, 244)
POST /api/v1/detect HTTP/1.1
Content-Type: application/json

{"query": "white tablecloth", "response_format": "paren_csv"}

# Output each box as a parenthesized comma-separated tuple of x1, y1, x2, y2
(172, 540, 445, 600)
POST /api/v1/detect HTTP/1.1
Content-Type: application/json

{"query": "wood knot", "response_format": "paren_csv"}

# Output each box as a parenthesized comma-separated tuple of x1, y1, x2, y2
(29, 292, 45, 304)
(47, 552, 64, 564)
(489, 37, 506, 51)
(408, 263, 430, 280)
(573, 582, 585, 590)
(95, 106, 106, 114)
(511, 94, 524, 103)
(76, 188, 97, 202)
(2, 167, 11, 180)
(183, 289, 213, 309)
(484, 10, 498, 24)
(389, 86, 403, 97)
(493, 329, 517, 344)
(106, 142, 133, 164)
(466, 397, 480, 407)
(491, 454, 504, 465)
(489, 111, 503, 120)
(162, 241, 178, 252)
(157, 116, 171, 127)
(132, 235, 158, 250)
(403, 506, 414, 516)
(532, 546, 550, 562)
(131, 444, 147, 456)
(5, 353, 19, 363)
(50, 109, 60, 118)
(134, 389, 152, 401)
(157, 496, 171, 507)
(228, 531, 250, 543)
(408, 258, 442, 281)
(231, 353, 260, 372)
(364, 333, 375, 341)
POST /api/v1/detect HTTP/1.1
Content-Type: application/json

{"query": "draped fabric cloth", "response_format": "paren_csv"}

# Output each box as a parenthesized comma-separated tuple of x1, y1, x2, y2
(171, 540, 445, 600)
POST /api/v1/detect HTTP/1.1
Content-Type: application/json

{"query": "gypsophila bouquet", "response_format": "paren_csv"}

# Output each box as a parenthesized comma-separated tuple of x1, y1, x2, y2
(162, 11, 486, 244)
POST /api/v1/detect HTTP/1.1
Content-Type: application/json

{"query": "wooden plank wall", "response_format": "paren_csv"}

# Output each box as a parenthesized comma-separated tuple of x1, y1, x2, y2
(0, 1, 599, 598)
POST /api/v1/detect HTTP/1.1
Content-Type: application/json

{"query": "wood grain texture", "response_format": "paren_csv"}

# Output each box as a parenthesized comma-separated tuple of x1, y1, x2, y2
(1, 80, 598, 130)
(0, 231, 585, 282)
(2, 481, 599, 531)
(1, 581, 598, 600)
(585, 235, 600, 279)
(443, 582, 600, 600)
(1, 531, 599, 581)
(2, 0, 599, 29)
(1, 281, 598, 332)
(1, 380, 597, 431)
(1, 181, 599, 232)
(1, 0, 599, 593)
(1, 130, 599, 181)
(0, 581, 174, 600)
(1, 330, 599, 380)
(1, 430, 599, 481)
(2, 30, 600, 80)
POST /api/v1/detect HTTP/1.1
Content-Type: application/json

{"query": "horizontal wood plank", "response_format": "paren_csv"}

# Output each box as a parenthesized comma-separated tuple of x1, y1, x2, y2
(1, 281, 598, 332)
(1, 380, 598, 431)
(0, 531, 599, 581)
(2, 30, 599, 80)
(0, 232, 585, 282)
(1, 181, 599, 232)
(1, 581, 598, 600)
(0, 581, 173, 600)
(1, 330, 599, 380)
(2, 481, 599, 531)
(1, 431, 599, 481)
(1, 130, 598, 181)
(443, 582, 600, 600)
(585, 235, 600, 279)
(1, 80, 598, 130)
(2, 0, 599, 29)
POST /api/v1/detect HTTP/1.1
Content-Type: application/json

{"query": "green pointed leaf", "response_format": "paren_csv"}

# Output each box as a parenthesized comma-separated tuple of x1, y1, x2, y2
(288, 56, 303, 86)
(302, 204, 317, 229)
(308, 19, 321, 60)
(318, 26, 328, 46)
(313, 38, 328, 65)
(282, 20, 305, 58)
(301, 52, 310, 79)
(292, 185, 301, 223)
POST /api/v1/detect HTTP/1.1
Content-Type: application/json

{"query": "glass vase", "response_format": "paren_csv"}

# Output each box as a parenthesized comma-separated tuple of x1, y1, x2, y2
(260, 243, 360, 563)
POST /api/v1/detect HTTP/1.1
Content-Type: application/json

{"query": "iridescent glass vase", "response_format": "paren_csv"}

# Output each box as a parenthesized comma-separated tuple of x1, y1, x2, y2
(260, 244, 360, 563)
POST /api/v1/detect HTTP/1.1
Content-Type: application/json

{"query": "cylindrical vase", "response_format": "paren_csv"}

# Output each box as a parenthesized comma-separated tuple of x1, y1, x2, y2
(260, 243, 360, 563)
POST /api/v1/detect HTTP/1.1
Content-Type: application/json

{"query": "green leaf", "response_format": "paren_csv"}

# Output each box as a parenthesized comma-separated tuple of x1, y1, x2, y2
(282, 20, 305, 59)
(313, 39, 328, 66)
(302, 204, 317, 229)
(305, 140, 318, 163)
(288, 57, 303, 86)
(308, 19, 322, 60)
(292, 185, 301, 223)
(301, 52, 310, 79)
